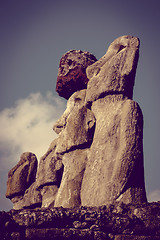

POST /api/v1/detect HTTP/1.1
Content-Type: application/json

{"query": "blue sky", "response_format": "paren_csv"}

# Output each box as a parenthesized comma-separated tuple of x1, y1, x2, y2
(0, 0, 160, 210)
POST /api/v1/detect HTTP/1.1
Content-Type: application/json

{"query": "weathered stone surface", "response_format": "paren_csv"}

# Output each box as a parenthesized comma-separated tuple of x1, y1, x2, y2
(25, 228, 98, 240)
(6, 152, 38, 199)
(56, 50, 97, 99)
(85, 35, 140, 106)
(36, 139, 63, 207)
(40, 185, 58, 208)
(36, 90, 95, 208)
(1, 202, 160, 239)
(114, 236, 160, 239)
(54, 90, 95, 155)
(54, 149, 88, 208)
(53, 89, 87, 135)
(11, 182, 42, 210)
(53, 90, 95, 208)
(6, 35, 147, 210)
(36, 139, 63, 188)
(81, 95, 147, 206)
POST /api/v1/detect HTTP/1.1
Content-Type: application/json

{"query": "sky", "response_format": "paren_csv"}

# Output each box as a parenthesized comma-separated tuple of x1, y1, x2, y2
(0, 0, 160, 211)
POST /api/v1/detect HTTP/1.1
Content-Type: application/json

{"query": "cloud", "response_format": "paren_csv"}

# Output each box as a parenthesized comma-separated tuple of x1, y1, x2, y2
(0, 91, 66, 210)
(0, 91, 66, 170)
(148, 189, 160, 202)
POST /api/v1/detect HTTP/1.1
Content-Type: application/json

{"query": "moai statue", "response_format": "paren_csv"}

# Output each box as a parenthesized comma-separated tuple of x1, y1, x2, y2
(6, 152, 42, 209)
(36, 90, 95, 208)
(51, 36, 147, 207)
(6, 36, 147, 209)
(81, 35, 147, 205)
(53, 89, 95, 207)
(36, 50, 97, 208)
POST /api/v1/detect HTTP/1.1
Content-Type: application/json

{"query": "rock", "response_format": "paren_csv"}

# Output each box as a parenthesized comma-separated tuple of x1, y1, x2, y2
(53, 90, 95, 154)
(85, 35, 140, 106)
(54, 149, 88, 208)
(36, 139, 63, 207)
(53, 90, 95, 208)
(6, 35, 147, 210)
(80, 36, 146, 206)
(36, 90, 95, 208)
(36, 139, 63, 188)
(81, 95, 147, 206)
(1, 202, 160, 239)
(53, 89, 87, 135)
(55, 104, 95, 154)
(6, 152, 38, 199)
(11, 182, 42, 210)
(40, 185, 58, 208)
(5, 152, 40, 210)
(56, 50, 97, 99)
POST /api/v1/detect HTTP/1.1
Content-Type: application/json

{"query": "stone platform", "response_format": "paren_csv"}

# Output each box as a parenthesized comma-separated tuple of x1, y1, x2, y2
(1, 202, 160, 239)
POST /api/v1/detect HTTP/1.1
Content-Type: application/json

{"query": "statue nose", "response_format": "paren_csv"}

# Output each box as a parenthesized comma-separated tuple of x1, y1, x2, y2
(53, 119, 65, 134)
(53, 113, 68, 134)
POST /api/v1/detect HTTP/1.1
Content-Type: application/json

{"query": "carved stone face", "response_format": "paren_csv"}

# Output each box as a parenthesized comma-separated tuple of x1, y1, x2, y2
(53, 90, 86, 135)
(86, 35, 139, 79)
(85, 35, 140, 105)
(53, 90, 95, 154)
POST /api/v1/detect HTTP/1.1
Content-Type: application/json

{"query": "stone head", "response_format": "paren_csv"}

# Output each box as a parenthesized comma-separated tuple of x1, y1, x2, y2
(53, 89, 95, 154)
(85, 35, 140, 105)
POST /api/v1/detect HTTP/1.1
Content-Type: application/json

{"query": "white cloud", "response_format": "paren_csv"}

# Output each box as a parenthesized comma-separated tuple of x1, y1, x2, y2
(0, 91, 66, 170)
(148, 189, 160, 202)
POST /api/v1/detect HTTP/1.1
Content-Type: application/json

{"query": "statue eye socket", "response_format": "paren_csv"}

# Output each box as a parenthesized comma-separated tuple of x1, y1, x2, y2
(117, 45, 126, 53)
(75, 97, 82, 102)
(68, 59, 72, 66)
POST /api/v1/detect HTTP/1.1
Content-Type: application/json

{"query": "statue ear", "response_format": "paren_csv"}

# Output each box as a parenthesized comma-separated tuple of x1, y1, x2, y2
(85, 108, 96, 131)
